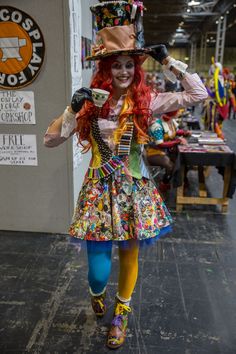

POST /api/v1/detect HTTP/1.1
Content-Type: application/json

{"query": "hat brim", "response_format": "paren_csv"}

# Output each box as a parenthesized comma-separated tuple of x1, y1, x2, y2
(86, 48, 149, 62)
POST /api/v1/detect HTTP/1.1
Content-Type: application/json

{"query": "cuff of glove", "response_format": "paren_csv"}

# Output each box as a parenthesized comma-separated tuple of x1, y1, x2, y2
(163, 57, 188, 82)
(168, 58, 188, 78)
(60, 106, 76, 138)
(167, 57, 188, 72)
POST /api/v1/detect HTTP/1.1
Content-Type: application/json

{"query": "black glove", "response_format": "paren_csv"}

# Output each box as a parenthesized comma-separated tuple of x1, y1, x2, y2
(70, 87, 93, 113)
(147, 44, 169, 64)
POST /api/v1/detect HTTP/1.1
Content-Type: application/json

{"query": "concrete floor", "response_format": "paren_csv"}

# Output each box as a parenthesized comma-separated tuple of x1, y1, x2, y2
(1, 119, 236, 354)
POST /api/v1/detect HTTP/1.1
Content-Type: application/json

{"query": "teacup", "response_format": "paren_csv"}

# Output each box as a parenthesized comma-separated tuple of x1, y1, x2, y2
(91, 88, 110, 107)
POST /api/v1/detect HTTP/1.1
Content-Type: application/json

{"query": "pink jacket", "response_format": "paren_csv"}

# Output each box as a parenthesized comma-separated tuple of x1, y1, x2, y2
(44, 73, 208, 147)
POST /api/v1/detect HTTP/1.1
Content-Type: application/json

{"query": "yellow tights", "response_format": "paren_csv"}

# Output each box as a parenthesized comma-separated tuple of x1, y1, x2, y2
(118, 241, 139, 301)
(87, 240, 139, 300)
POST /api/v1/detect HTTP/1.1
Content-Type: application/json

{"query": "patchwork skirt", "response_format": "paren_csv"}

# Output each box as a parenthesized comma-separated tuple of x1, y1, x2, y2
(69, 173, 173, 246)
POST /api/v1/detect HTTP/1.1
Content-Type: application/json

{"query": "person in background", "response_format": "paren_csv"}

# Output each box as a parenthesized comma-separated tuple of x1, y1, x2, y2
(164, 79, 178, 93)
(204, 60, 231, 139)
(145, 109, 191, 192)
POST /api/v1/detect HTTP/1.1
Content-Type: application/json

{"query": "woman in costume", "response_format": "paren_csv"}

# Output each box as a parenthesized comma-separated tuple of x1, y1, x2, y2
(146, 109, 191, 192)
(44, 1, 208, 349)
(203, 59, 232, 138)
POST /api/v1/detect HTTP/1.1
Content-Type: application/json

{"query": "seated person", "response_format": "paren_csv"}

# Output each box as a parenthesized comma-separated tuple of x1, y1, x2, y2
(145, 110, 191, 191)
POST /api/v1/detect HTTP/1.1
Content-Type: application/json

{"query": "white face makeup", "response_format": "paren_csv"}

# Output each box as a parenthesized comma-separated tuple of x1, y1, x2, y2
(111, 56, 135, 96)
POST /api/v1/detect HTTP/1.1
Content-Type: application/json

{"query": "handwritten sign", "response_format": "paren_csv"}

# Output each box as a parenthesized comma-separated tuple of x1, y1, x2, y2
(0, 90, 35, 124)
(0, 134, 38, 165)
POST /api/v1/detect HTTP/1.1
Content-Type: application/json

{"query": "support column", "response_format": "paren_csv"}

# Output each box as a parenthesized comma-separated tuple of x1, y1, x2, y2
(189, 40, 197, 72)
(215, 15, 227, 64)
(199, 34, 207, 67)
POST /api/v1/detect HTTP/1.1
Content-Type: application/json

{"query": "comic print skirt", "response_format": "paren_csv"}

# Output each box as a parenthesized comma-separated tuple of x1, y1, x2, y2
(69, 173, 173, 247)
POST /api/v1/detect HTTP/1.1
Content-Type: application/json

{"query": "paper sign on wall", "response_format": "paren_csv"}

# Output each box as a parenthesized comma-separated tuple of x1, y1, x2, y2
(0, 90, 35, 124)
(0, 134, 38, 165)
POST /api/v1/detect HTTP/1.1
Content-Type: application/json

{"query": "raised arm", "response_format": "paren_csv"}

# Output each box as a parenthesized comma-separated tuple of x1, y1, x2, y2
(147, 45, 208, 113)
(150, 73, 208, 114)
(44, 107, 75, 147)
(44, 88, 93, 148)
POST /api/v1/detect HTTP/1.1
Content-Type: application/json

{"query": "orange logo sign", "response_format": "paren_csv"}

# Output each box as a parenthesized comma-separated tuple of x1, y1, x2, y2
(0, 6, 45, 89)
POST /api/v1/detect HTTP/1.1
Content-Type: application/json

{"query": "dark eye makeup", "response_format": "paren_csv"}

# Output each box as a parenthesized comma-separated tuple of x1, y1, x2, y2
(126, 62, 135, 69)
(111, 61, 135, 70)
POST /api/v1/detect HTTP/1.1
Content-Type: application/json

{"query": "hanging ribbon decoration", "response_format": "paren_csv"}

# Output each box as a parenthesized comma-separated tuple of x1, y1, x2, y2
(211, 57, 226, 107)
(214, 67, 226, 107)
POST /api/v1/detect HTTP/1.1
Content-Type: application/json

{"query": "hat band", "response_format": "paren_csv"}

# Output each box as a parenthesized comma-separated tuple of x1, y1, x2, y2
(92, 24, 136, 57)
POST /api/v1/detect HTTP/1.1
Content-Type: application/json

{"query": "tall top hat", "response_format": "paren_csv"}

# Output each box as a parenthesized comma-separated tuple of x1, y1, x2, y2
(86, 1, 147, 60)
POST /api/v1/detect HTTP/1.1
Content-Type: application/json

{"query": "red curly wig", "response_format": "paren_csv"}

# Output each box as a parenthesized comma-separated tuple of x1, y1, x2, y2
(75, 55, 154, 152)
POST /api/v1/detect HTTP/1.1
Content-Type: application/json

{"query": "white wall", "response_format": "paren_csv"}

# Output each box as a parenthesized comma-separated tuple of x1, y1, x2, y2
(0, 0, 98, 233)
(0, 0, 73, 233)
(73, 0, 96, 204)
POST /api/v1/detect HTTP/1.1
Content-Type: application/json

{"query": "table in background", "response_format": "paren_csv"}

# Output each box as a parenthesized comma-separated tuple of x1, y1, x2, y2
(174, 143, 235, 213)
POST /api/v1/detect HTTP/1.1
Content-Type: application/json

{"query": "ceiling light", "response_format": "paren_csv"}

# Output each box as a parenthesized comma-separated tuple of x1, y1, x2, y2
(176, 27, 184, 32)
(174, 32, 184, 37)
(184, 57, 189, 61)
(187, 8, 191, 13)
(188, 1, 200, 6)
(215, 20, 219, 24)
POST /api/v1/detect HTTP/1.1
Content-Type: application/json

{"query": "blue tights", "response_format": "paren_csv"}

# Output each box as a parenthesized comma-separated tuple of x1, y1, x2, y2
(87, 241, 113, 295)
(87, 240, 139, 299)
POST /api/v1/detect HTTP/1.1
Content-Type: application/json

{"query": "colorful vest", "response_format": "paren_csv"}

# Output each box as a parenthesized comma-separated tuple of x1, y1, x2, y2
(87, 116, 143, 180)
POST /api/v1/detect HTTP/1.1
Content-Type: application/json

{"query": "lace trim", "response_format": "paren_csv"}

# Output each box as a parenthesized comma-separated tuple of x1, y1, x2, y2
(60, 106, 76, 138)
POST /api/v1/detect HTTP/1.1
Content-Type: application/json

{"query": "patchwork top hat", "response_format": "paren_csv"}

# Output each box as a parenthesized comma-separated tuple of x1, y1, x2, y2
(86, 1, 147, 60)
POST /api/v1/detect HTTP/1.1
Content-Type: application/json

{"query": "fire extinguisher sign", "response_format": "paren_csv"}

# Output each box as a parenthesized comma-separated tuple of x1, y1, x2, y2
(0, 6, 45, 89)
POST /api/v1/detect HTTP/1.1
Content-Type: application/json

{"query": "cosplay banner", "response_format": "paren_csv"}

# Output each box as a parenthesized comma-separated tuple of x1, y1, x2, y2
(0, 6, 45, 89)
(0, 90, 35, 124)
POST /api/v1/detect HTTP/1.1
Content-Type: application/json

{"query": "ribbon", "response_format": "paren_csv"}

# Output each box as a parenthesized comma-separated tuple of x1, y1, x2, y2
(133, 1, 144, 16)
(92, 43, 107, 56)
(131, 4, 137, 20)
